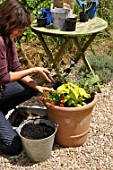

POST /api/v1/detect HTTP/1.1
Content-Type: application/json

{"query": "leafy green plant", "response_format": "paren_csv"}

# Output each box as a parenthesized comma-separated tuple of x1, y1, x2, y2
(50, 59, 100, 93)
(71, 72, 100, 93)
(32, 0, 53, 19)
(40, 82, 92, 107)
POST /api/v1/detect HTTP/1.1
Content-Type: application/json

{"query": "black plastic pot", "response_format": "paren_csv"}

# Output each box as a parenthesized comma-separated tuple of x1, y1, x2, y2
(37, 17, 46, 27)
(79, 12, 89, 22)
(65, 18, 77, 31)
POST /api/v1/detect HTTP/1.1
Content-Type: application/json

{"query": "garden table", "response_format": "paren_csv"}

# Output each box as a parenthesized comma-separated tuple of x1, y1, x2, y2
(31, 17, 108, 91)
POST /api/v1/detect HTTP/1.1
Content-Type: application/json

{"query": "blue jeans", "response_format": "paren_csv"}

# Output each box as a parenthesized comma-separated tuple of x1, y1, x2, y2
(0, 81, 37, 155)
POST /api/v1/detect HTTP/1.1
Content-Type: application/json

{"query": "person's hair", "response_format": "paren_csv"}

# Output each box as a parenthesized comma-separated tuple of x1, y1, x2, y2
(0, 0, 31, 39)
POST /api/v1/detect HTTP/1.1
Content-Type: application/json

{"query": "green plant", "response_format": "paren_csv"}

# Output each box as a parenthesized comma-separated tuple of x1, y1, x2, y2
(76, 0, 92, 13)
(32, 0, 53, 19)
(78, 54, 113, 84)
(97, 0, 113, 27)
(40, 82, 92, 107)
(71, 72, 100, 93)
(49, 58, 100, 93)
(82, 0, 92, 13)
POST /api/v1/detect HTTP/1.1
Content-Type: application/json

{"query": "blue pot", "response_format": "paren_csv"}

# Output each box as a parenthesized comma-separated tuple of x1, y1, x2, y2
(41, 8, 52, 25)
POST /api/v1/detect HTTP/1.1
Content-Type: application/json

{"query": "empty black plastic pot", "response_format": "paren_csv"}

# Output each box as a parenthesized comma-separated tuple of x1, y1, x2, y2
(37, 17, 46, 27)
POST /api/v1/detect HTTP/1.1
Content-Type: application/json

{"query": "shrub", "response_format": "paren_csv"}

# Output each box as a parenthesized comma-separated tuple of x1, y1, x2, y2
(78, 54, 113, 84)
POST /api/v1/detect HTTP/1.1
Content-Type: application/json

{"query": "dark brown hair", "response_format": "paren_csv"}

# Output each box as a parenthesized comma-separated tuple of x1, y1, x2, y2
(0, 0, 31, 38)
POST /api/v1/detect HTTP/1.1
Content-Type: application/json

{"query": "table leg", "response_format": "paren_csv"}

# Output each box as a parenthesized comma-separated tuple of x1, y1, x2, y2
(37, 33, 70, 68)
(53, 38, 70, 67)
(73, 33, 97, 63)
(73, 34, 101, 92)
(37, 33, 53, 63)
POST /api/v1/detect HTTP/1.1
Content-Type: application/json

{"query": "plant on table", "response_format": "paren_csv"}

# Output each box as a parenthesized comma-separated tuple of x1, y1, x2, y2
(76, 0, 94, 13)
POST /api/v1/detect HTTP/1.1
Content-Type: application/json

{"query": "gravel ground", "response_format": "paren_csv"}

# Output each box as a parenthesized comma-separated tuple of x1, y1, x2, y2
(0, 81, 113, 170)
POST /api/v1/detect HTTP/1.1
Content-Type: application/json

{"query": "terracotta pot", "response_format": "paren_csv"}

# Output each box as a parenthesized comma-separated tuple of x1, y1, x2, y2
(45, 93, 98, 147)
(53, 0, 63, 8)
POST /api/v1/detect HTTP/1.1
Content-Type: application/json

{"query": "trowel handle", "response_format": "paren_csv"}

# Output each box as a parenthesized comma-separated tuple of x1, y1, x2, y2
(47, 73, 56, 83)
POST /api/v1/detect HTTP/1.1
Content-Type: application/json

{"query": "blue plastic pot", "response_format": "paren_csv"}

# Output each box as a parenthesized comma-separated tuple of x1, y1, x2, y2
(41, 8, 52, 25)
(76, 0, 98, 19)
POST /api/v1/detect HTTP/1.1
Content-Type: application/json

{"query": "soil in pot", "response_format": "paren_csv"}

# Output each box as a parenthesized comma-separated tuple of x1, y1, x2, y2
(53, 81, 63, 90)
(65, 18, 77, 31)
(79, 12, 89, 22)
(20, 122, 55, 139)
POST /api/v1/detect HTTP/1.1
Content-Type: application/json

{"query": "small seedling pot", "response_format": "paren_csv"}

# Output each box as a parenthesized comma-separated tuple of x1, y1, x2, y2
(65, 18, 77, 31)
(79, 12, 89, 22)
(37, 17, 47, 27)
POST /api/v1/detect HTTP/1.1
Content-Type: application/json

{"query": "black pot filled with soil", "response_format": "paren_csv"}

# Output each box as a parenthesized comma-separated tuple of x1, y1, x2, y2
(65, 18, 77, 31)
(79, 12, 89, 22)
(37, 16, 47, 27)
(17, 118, 58, 162)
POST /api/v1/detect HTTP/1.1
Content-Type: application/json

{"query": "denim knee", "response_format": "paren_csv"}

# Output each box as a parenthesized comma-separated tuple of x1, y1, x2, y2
(0, 136, 22, 156)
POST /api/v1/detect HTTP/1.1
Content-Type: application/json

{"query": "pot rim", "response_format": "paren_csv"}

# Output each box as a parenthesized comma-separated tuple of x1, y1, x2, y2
(16, 118, 58, 141)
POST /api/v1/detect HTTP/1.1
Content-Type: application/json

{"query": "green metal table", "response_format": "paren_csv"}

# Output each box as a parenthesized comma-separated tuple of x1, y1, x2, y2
(31, 17, 108, 91)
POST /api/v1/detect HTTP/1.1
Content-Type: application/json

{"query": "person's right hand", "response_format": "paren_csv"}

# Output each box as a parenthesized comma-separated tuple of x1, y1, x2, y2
(36, 86, 54, 93)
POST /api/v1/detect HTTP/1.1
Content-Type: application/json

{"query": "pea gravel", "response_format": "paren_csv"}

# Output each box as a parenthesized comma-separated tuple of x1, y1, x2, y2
(0, 81, 113, 170)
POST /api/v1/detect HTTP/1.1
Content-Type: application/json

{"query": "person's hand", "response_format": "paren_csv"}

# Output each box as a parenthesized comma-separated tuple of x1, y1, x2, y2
(32, 67, 52, 82)
(36, 86, 54, 93)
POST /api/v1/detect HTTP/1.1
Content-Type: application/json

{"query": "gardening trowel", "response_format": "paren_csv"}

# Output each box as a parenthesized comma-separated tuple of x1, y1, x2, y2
(46, 73, 62, 90)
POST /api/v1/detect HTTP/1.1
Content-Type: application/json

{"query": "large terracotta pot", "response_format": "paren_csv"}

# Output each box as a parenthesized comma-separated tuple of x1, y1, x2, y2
(45, 93, 98, 147)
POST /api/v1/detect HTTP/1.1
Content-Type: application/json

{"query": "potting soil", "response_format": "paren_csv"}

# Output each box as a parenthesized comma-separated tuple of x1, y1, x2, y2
(20, 122, 55, 139)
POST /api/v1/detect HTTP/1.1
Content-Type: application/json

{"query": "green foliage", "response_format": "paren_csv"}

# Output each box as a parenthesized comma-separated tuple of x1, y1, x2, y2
(78, 54, 113, 85)
(68, 71, 99, 93)
(19, 0, 38, 9)
(73, 1, 80, 15)
(20, 28, 38, 42)
(32, 0, 53, 19)
(97, 0, 113, 27)
(0, 0, 4, 4)
(42, 82, 92, 107)
(56, 82, 91, 107)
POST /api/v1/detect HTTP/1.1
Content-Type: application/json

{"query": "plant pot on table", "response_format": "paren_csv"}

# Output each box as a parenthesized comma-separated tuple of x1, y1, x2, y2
(79, 12, 89, 22)
(64, 18, 77, 31)
(37, 17, 47, 27)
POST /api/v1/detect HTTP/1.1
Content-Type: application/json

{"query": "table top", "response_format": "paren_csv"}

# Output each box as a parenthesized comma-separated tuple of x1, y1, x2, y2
(31, 17, 108, 37)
